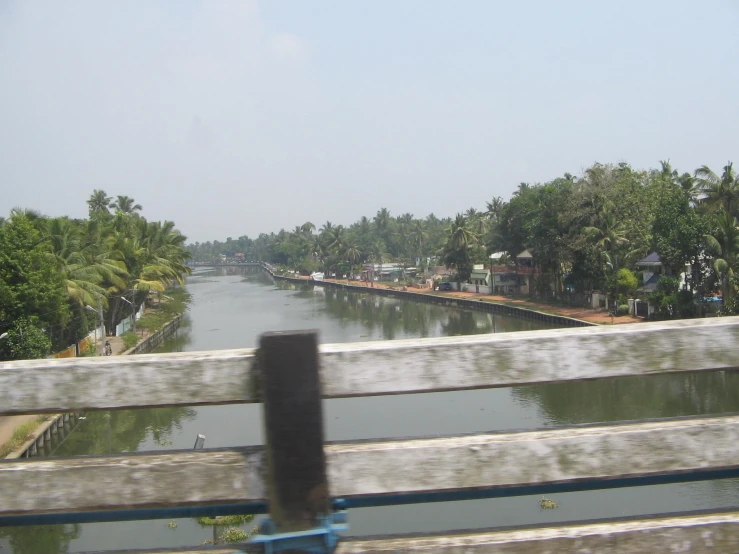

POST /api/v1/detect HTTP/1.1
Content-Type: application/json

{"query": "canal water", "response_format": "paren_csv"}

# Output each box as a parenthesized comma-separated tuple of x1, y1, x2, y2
(3, 265, 739, 552)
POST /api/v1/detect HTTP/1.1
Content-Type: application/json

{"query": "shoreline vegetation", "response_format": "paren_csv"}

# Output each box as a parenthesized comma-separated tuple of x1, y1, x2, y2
(0, 290, 190, 458)
(0, 192, 192, 457)
(188, 160, 739, 320)
(1, 190, 191, 363)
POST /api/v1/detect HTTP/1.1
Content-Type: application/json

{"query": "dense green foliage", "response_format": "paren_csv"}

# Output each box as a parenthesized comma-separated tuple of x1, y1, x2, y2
(189, 160, 739, 317)
(122, 332, 139, 350)
(0, 192, 191, 360)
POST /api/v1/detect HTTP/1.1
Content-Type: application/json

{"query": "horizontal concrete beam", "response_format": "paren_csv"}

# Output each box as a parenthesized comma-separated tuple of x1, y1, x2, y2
(1, 317, 739, 414)
(3, 415, 739, 518)
(337, 511, 739, 553)
(80, 511, 739, 553)
(78, 512, 739, 553)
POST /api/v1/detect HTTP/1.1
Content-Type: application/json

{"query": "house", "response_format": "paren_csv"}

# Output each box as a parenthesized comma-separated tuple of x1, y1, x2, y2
(361, 263, 405, 282)
(427, 265, 454, 280)
(469, 265, 491, 293)
(488, 252, 517, 295)
(635, 252, 663, 293)
(515, 249, 539, 295)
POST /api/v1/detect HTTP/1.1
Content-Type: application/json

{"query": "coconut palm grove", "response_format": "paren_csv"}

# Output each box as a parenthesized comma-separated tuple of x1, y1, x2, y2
(3, 159, 738, 361)
(188, 160, 739, 318)
(0, 191, 191, 360)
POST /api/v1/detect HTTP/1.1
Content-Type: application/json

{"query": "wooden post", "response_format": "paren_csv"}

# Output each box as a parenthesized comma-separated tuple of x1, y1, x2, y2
(259, 330, 330, 533)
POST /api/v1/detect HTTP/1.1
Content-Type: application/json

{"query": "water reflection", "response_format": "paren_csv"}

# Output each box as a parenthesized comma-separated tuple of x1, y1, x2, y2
(8, 266, 739, 551)
(515, 370, 739, 425)
(274, 278, 555, 340)
(53, 407, 197, 457)
(0, 525, 79, 554)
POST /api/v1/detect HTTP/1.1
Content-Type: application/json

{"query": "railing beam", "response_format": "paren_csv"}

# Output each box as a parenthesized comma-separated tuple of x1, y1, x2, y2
(2, 317, 739, 415)
(4, 415, 739, 523)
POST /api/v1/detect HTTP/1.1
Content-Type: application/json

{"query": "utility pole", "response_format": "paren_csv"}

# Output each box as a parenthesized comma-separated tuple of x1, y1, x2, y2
(130, 290, 136, 333)
(120, 292, 136, 333)
(97, 296, 105, 354)
(85, 302, 105, 355)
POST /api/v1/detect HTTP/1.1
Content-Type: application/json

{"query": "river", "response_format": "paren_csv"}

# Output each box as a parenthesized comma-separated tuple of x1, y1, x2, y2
(2, 265, 739, 552)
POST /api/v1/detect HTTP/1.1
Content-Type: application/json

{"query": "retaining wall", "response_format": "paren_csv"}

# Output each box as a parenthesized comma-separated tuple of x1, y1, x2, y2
(7, 314, 184, 459)
(8, 412, 84, 459)
(125, 314, 184, 355)
(262, 264, 595, 328)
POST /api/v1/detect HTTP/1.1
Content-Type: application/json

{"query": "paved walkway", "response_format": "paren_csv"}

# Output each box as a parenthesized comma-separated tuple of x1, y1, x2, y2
(0, 414, 38, 450)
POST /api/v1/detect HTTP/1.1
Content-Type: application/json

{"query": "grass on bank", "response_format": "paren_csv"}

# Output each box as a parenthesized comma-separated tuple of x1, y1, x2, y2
(0, 415, 50, 458)
(136, 288, 192, 333)
(122, 332, 139, 350)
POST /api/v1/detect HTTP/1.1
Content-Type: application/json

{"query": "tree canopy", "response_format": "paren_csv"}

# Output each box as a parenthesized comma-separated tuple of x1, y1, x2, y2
(188, 159, 739, 317)
(0, 193, 191, 360)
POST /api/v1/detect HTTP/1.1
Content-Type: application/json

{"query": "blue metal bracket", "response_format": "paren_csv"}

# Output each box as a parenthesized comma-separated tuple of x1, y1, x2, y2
(249, 504, 348, 554)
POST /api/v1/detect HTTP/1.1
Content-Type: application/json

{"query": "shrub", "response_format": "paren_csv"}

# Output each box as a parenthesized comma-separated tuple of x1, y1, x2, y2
(122, 332, 138, 350)
(617, 304, 630, 316)
(617, 268, 639, 296)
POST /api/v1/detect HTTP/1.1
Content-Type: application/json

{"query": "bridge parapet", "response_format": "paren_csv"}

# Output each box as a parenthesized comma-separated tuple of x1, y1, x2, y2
(1, 317, 739, 552)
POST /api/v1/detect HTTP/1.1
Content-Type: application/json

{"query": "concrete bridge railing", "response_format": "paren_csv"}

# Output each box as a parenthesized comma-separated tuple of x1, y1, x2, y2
(1, 317, 739, 552)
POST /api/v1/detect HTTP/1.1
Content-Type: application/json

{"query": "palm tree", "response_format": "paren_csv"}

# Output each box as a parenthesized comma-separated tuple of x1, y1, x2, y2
(300, 222, 315, 236)
(447, 214, 478, 250)
(374, 208, 391, 231)
(326, 225, 346, 255)
(443, 214, 478, 288)
(357, 216, 372, 237)
(409, 221, 429, 264)
(512, 182, 530, 198)
(659, 160, 677, 180)
(583, 211, 630, 306)
(677, 173, 701, 206)
(87, 190, 113, 215)
(43, 217, 127, 308)
(704, 212, 739, 309)
(484, 197, 504, 221)
(365, 240, 388, 284)
(695, 162, 739, 216)
(111, 195, 143, 215)
(344, 243, 362, 277)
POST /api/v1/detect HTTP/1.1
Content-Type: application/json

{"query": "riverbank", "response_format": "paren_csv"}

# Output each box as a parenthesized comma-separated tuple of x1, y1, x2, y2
(0, 305, 185, 459)
(260, 264, 618, 327)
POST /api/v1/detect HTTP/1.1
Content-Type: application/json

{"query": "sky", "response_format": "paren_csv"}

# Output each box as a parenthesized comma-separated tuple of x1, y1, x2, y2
(1, 1, 738, 243)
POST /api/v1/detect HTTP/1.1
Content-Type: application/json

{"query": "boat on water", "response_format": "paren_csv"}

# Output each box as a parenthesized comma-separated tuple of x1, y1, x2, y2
(310, 272, 324, 282)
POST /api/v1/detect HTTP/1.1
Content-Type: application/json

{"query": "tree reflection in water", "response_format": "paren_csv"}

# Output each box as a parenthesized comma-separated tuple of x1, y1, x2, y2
(276, 280, 553, 340)
(0, 525, 80, 554)
(514, 370, 739, 426)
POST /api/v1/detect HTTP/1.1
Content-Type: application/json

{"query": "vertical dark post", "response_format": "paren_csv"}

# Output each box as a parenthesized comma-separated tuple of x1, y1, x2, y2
(260, 330, 330, 533)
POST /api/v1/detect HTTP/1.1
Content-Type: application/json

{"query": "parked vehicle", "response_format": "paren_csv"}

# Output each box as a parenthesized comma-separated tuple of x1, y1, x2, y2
(438, 282, 453, 291)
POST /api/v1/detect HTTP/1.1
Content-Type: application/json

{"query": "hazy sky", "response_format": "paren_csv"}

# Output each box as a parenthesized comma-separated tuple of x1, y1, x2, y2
(2, 1, 738, 242)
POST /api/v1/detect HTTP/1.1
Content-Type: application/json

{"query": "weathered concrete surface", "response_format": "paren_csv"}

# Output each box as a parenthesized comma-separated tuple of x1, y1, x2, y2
(336, 512, 739, 552)
(1, 317, 738, 415)
(0, 448, 267, 516)
(80, 512, 739, 553)
(2, 415, 739, 517)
